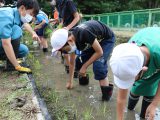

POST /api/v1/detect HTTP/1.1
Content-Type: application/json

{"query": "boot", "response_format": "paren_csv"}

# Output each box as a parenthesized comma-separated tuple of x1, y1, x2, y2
(61, 52, 64, 64)
(11, 39, 20, 58)
(5, 60, 15, 71)
(74, 70, 79, 78)
(42, 48, 48, 53)
(140, 96, 153, 119)
(5, 39, 20, 71)
(101, 84, 113, 101)
(128, 93, 140, 110)
(65, 65, 69, 74)
(5, 60, 30, 71)
(79, 74, 89, 85)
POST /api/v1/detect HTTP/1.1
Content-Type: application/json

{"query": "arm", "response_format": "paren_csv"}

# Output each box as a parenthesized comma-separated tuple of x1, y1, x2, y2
(2, 38, 19, 67)
(145, 82, 160, 120)
(79, 39, 103, 76)
(117, 88, 128, 120)
(23, 23, 40, 42)
(69, 53, 76, 84)
(35, 20, 46, 30)
(2, 38, 31, 73)
(66, 12, 80, 30)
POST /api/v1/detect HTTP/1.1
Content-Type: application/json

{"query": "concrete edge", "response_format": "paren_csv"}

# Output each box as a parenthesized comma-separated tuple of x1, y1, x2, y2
(26, 74, 52, 120)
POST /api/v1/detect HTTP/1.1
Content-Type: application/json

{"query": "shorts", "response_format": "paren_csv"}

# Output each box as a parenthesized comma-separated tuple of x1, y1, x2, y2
(75, 35, 115, 80)
(35, 23, 48, 37)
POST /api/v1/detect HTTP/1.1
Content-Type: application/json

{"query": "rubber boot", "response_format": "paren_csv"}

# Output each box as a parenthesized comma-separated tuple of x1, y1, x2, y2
(65, 65, 69, 74)
(128, 93, 140, 110)
(5, 60, 15, 71)
(42, 48, 48, 53)
(140, 96, 154, 119)
(5, 39, 20, 71)
(101, 84, 113, 101)
(79, 74, 89, 85)
(74, 70, 79, 78)
(61, 52, 64, 64)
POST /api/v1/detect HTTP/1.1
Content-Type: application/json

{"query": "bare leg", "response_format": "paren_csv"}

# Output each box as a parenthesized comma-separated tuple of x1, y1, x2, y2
(66, 54, 76, 89)
(99, 77, 109, 86)
(64, 54, 70, 66)
(41, 37, 48, 48)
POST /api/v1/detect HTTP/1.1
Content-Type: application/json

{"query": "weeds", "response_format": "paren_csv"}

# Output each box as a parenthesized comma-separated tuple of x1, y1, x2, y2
(82, 107, 94, 120)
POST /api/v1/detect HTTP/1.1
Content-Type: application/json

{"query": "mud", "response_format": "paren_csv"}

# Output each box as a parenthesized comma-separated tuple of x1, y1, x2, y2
(31, 30, 160, 120)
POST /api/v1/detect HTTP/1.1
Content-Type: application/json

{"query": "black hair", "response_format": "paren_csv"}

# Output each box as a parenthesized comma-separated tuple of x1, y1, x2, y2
(17, 0, 40, 16)
(68, 31, 73, 37)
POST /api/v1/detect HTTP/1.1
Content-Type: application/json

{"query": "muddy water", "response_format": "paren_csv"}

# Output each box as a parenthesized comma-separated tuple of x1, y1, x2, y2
(32, 50, 160, 120)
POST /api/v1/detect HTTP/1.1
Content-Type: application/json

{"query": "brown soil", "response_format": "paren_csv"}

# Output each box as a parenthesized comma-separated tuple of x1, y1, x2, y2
(0, 71, 39, 120)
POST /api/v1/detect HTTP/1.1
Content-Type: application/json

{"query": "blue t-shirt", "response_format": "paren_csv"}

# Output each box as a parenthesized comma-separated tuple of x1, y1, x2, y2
(56, 0, 77, 27)
(0, 7, 22, 40)
(35, 11, 49, 25)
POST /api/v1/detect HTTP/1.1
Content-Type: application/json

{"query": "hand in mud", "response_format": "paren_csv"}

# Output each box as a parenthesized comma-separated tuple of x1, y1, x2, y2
(145, 103, 156, 120)
(32, 32, 41, 43)
(66, 82, 73, 89)
(79, 65, 87, 77)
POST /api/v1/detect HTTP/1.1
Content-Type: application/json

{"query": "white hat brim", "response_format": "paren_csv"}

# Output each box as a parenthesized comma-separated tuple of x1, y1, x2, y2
(52, 48, 57, 53)
(114, 75, 135, 89)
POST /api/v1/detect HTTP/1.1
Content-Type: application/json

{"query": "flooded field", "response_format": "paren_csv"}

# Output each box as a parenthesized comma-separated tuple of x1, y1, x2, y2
(30, 49, 160, 120)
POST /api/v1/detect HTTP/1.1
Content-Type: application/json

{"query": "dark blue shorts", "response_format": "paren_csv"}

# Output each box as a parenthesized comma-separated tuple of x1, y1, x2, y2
(75, 35, 115, 80)
(35, 24, 48, 36)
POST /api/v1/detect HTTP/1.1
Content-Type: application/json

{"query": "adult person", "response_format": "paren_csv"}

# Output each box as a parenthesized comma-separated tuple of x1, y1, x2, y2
(51, 20, 115, 101)
(109, 27, 160, 120)
(0, 0, 40, 73)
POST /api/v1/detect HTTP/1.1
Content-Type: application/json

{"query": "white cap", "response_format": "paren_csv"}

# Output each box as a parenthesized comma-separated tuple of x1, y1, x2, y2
(109, 43, 144, 89)
(50, 29, 68, 52)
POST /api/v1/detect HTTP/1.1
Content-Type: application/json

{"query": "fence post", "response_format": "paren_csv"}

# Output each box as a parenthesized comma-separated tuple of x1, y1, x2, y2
(98, 16, 101, 21)
(91, 16, 93, 20)
(118, 13, 120, 28)
(131, 11, 134, 29)
(148, 10, 152, 27)
(107, 15, 110, 27)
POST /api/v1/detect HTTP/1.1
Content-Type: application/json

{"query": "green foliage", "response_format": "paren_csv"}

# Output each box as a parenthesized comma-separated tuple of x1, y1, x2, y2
(44, 24, 53, 38)
(41, 89, 76, 120)
(5, 0, 160, 15)
(74, 0, 160, 14)
(37, 0, 53, 17)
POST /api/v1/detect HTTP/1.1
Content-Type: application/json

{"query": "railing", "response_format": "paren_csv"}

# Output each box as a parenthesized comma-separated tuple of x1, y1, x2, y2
(82, 8, 160, 30)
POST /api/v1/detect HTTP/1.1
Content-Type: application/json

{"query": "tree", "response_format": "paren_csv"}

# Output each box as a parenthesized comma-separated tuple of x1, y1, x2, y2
(74, 0, 160, 14)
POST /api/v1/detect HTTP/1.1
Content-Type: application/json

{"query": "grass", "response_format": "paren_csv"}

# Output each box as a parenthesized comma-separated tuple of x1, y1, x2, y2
(26, 52, 99, 120)
(82, 107, 94, 120)
(0, 73, 33, 120)
(23, 31, 111, 120)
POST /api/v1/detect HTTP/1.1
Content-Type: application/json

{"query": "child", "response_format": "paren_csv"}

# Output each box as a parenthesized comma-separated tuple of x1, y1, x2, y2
(51, 20, 115, 101)
(110, 27, 160, 120)
(34, 10, 49, 52)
